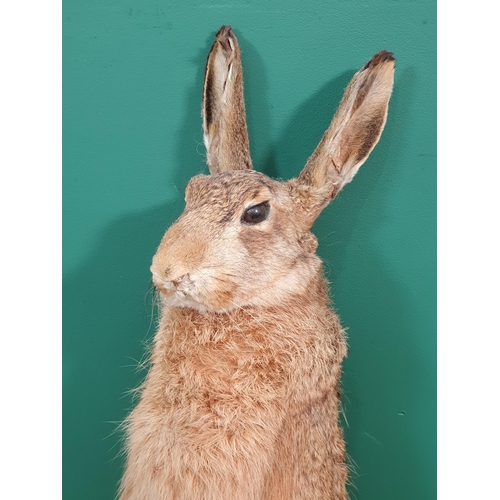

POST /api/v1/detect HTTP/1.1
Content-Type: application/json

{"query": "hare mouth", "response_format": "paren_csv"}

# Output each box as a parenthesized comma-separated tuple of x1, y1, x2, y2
(156, 280, 195, 299)
(152, 275, 209, 311)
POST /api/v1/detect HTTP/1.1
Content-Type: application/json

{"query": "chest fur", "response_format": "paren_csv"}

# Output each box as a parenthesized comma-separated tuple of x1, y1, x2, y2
(123, 302, 346, 499)
(141, 304, 344, 433)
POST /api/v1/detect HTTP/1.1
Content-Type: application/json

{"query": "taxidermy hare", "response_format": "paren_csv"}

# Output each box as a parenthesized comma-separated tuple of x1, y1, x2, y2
(119, 25, 394, 500)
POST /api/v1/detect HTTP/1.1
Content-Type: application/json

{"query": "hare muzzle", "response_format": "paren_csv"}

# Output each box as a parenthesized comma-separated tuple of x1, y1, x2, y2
(150, 220, 212, 309)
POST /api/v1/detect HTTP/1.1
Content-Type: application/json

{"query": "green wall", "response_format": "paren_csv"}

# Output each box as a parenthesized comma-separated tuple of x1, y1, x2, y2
(63, 1, 436, 498)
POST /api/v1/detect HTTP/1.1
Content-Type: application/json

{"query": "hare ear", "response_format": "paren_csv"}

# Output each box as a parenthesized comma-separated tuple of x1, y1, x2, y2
(202, 26, 253, 174)
(298, 51, 395, 200)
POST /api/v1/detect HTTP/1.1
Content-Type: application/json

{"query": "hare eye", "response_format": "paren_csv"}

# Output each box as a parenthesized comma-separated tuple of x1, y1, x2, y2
(242, 202, 270, 225)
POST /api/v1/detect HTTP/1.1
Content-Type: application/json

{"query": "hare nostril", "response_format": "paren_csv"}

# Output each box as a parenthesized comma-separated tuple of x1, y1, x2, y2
(172, 274, 189, 287)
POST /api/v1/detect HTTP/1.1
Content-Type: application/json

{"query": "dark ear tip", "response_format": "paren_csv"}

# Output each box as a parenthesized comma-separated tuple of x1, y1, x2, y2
(362, 50, 396, 70)
(215, 25, 236, 52)
(216, 25, 233, 37)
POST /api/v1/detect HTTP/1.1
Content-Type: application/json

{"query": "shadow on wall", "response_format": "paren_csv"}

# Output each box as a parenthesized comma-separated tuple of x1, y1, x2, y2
(256, 61, 434, 498)
(62, 33, 215, 500)
(63, 202, 186, 500)
(63, 33, 434, 499)
(234, 33, 275, 177)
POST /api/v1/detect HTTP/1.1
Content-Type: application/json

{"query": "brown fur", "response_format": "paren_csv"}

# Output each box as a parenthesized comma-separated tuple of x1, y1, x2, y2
(119, 26, 395, 500)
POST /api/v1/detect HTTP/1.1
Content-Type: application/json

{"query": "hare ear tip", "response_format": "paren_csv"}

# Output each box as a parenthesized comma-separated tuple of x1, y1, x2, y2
(363, 50, 396, 70)
(216, 25, 234, 37)
(215, 25, 236, 50)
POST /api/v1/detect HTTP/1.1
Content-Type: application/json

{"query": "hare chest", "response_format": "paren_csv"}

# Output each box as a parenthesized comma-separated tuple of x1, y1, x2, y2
(123, 313, 291, 500)
(121, 304, 348, 500)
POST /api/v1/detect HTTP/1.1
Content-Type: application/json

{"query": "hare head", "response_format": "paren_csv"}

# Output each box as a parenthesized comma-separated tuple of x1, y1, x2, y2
(151, 26, 395, 313)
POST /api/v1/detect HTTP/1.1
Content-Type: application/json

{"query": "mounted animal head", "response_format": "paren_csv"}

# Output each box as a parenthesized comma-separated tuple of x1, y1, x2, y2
(151, 26, 395, 313)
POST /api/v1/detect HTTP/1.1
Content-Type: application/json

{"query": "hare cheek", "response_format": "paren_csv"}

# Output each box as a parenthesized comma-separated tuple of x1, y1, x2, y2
(184, 267, 240, 312)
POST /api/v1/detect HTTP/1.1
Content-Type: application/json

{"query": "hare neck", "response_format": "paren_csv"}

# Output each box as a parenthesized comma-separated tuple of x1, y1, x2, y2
(160, 275, 332, 336)
(151, 275, 346, 372)
(145, 274, 346, 413)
